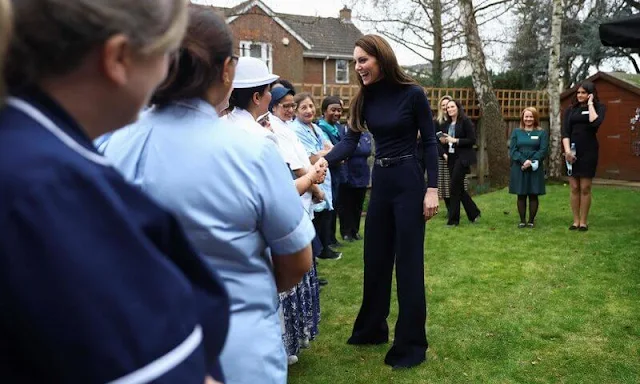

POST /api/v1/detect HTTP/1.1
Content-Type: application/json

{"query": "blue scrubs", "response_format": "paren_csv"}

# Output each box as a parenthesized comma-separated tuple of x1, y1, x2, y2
(292, 119, 333, 212)
(0, 90, 230, 383)
(103, 98, 315, 384)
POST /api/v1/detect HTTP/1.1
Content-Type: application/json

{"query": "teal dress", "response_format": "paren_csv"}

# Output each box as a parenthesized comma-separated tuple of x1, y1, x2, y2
(509, 128, 549, 195)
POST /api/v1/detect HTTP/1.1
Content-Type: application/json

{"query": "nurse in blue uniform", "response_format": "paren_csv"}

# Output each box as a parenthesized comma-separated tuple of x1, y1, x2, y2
(0, 1, 230, 383)
(102, 8, 315, 384)
(324, 35, 439, 369)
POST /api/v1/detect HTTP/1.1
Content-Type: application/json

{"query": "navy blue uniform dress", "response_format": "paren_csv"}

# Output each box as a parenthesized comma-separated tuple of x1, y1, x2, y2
(325, 80, 438, 367)
(0, 90, 230, 383)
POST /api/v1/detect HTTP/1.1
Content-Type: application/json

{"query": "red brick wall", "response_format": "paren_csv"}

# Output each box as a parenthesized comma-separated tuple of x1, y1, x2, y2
(228, 6, 360, 87)
(228, 6, 305, 83)
(302, 58, 358, 85)
(303, 58, 323, 84)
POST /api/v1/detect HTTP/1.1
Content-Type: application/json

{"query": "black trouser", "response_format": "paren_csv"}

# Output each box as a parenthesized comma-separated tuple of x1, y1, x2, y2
(313, 209, 332, 255)
(447, 157, 480, 225)
(338, 185, 367, 238)
(349, 159, 428, 365)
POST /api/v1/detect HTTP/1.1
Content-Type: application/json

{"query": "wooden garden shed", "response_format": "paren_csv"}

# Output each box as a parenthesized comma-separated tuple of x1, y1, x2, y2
(561, 71, 640, 181)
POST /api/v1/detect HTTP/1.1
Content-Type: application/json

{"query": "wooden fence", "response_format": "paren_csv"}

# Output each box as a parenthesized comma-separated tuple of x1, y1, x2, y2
(292, 84, 550, 120)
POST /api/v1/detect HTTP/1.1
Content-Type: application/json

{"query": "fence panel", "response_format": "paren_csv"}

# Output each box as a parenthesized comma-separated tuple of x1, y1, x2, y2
(292, 83, 549, 120)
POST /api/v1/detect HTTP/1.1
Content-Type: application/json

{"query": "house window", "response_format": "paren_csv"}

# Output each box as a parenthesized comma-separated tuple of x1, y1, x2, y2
(239, 41, 272, 72)
(335, 59, 349, 83)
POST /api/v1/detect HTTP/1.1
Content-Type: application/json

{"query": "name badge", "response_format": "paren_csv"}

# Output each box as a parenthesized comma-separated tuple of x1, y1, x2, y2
(581, 110, 590, 115)
(532, 136, 539, 140)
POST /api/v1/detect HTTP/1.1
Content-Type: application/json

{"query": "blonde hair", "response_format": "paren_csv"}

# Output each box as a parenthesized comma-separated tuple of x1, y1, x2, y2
(520, 107, 541, 130)
(436, 95, 453, 124)
(0, 0, 12, 102)
(5, 0, 188, 90)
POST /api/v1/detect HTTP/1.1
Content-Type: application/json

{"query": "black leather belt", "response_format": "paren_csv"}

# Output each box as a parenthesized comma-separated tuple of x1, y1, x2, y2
(374, 154, 414, 167)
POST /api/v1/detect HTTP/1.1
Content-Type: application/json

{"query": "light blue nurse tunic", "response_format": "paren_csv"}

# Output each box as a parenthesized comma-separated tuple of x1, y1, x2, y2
(292, 119, 333, 212)
(102, 98, 315, 384)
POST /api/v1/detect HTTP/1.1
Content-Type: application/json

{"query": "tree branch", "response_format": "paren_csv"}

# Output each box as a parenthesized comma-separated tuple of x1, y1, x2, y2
(625, 0, 640, 10)
(473, 0, 515, 15)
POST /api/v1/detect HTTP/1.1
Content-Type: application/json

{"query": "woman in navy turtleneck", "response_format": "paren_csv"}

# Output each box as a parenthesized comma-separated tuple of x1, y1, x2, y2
(324, 34, 439, 369)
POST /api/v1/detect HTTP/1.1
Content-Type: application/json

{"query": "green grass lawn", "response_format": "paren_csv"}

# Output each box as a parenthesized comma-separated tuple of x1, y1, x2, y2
(289, 184, 640, 384)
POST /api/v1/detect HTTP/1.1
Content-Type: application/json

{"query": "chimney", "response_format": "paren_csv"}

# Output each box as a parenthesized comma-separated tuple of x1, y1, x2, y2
(339, 6, 352, 23)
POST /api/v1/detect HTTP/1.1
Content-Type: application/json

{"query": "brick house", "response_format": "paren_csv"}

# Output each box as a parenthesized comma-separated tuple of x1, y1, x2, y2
(212, 0, 364, 90)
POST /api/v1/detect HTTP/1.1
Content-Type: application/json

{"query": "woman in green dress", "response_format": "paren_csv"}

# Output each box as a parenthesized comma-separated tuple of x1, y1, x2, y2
(509, 107, 549, 228)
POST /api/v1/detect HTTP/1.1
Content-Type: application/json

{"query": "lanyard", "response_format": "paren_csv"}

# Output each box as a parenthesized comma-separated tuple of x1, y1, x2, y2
(6, 97, 111, 166)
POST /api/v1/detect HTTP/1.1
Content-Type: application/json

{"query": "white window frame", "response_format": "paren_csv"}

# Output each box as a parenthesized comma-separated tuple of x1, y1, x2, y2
(335, 59, 350, 84)
(239, 40, 273, 72)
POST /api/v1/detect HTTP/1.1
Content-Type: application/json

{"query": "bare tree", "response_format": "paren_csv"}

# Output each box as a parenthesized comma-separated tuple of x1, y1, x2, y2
(547, 0, 564, 178)
(457, 0, 511, 187)
(350, 0, 467, 86)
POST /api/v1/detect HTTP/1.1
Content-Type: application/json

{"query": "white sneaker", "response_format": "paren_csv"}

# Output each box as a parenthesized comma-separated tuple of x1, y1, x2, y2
(288, 355, 299, 365)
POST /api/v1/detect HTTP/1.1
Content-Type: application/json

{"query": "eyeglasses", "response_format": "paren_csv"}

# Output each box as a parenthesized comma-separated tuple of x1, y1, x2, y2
(279, 103, 297, 110)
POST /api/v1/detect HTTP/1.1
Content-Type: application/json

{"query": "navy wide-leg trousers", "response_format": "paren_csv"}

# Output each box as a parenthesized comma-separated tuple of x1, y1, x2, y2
(349, 159, 428, 365)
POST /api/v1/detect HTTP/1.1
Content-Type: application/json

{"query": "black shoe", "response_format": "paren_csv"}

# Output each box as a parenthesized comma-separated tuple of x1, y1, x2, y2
(317, 250, 342, 260)
(329, 240, 342, 248)
(471, 213, 481, 223)
(527, 222, 535, 228)
(518, 222, 526, 228)
(342, 235, 355, 242)
(352, 233, 362, 240)
(569, 224, 579, 230)
(446, 222, 458, 227)
(318, 277, 328, 286)
(578, 225, 589, 232)
(384, 345, 426, 368)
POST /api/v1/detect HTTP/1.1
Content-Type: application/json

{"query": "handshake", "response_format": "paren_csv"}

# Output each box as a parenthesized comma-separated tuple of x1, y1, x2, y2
(307, 157, 328, 185)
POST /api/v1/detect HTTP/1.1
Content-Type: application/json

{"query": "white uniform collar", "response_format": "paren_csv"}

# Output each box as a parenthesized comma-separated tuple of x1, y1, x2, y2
(227, 108, 278, 144)
(6, 97, 111, 166)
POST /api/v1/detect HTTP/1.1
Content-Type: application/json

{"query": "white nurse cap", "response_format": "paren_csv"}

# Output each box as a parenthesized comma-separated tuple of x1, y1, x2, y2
(232, 57, 280, 88)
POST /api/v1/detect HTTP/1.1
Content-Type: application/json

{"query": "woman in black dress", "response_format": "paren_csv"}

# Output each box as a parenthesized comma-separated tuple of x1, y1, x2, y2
(324, 34, 439, 369)
(562, 81, 606, 231)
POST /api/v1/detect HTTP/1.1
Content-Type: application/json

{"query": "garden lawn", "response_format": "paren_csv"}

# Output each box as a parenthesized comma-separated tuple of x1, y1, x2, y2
(288, 184, 640, 384)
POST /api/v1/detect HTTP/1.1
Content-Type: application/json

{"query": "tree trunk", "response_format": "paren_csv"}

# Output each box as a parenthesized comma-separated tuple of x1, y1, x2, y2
(457, 0, 510, 187)
(432, 0, 444, 87)
(547, 0, 563, 179)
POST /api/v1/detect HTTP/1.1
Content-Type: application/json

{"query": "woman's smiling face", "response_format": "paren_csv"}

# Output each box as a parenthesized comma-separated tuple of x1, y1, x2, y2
(354, 46, 381, 86)
(296, 96, 316, 124)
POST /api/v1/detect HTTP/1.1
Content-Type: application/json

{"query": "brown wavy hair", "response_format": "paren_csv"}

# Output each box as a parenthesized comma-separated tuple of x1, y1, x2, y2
(152, 5, 233, 107)
(349, 34, 419, 132)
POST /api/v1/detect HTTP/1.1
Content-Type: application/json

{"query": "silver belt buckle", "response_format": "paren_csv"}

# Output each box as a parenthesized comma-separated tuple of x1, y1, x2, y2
(377, 158, 391, 167)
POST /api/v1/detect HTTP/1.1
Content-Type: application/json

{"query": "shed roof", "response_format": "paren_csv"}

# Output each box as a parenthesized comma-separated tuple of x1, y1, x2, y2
(560, 71, 640, 100)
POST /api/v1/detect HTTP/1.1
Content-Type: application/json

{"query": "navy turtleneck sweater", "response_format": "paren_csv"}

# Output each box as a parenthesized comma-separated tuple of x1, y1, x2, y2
(324, 79, 439, 188)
